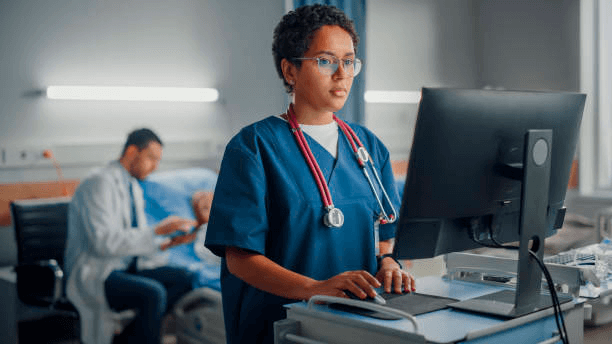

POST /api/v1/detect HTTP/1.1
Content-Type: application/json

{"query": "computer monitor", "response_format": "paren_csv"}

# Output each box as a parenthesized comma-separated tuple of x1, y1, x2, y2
(394, 87, 586, 318)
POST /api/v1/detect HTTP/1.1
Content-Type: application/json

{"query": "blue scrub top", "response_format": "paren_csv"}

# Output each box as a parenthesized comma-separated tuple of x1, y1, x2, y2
(205, 115, 401, 344)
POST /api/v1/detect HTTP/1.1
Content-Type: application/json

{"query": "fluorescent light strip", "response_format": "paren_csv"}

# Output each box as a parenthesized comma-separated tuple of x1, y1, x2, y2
(364, 90, 421, 104)
(46, 86, 219, 102)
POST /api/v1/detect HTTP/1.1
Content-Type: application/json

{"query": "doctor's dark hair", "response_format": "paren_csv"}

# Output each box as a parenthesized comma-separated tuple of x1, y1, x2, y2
(121, 128, 163, 156)
(272, 4, 359, 93)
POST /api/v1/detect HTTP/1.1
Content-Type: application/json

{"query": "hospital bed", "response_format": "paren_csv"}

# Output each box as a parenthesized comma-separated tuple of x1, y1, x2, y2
(139, 167, 224, 344)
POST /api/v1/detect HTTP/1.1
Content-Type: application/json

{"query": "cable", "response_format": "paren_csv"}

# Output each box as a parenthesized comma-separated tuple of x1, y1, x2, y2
(483, 234, 568, 344)
(529, 249, 569, 344)
(471, 232, 569, 344)
(43, 149, 69, 196)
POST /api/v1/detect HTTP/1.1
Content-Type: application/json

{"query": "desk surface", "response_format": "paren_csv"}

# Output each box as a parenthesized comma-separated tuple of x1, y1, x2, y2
(286, 276, 583, 343)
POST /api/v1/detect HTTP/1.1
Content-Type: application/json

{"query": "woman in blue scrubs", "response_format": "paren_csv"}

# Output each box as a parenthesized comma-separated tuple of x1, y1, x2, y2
(205, 4, 415, 344)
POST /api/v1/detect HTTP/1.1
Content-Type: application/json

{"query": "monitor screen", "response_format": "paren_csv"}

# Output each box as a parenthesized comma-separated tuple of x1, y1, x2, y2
(394, 87, 586, 318)
(395, 87, 585, 260)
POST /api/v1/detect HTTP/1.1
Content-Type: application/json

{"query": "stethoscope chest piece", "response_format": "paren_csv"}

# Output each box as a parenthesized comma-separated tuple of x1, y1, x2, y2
(323, 207, 344, 228)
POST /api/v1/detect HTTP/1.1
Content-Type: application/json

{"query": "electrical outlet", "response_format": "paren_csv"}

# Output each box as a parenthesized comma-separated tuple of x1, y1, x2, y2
(3, 148, 46, 166)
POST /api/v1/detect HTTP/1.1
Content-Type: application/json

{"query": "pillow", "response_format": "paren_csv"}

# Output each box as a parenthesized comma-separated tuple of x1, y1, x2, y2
(140, 168, 218, 226)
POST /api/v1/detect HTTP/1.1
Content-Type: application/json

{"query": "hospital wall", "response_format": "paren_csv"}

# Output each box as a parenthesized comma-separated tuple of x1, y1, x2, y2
(0, 0, 581, 184)
(365, 0, 580, 161)
(0, 0, 286, 184)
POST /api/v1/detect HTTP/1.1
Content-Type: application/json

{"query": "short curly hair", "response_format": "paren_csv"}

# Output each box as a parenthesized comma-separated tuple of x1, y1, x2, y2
(272, 4, 359, 93)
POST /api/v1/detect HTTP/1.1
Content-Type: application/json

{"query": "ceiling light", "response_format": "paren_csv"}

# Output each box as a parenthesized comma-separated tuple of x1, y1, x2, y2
(46, 86, 219, 102)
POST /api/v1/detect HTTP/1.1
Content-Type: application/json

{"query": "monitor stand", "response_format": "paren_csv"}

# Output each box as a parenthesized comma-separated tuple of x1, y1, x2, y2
(449, 129, 570, 319)
(448, 289, 573, 319)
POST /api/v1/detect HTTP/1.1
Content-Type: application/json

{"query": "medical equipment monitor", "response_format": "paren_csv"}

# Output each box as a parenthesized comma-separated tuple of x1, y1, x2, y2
(394, 87, 585, 318)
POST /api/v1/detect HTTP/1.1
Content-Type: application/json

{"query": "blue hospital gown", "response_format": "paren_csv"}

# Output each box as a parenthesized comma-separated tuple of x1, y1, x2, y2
(205, 115, 401, 344)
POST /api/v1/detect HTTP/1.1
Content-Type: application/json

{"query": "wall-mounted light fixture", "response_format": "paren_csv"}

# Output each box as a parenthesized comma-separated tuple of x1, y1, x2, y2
(364, 90, 421, 104)
(46, 86, 219, 102)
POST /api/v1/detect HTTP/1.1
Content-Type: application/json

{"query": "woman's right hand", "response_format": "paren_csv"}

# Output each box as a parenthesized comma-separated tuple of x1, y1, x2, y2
(306, 270, 382, 301)
(225, 247, 382, 302)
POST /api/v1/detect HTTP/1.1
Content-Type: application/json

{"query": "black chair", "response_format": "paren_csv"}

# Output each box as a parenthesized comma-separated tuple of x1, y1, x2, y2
(11, 197, 80, 344)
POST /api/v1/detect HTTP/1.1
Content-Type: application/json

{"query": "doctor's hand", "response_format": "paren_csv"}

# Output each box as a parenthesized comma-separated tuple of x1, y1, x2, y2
(154, 216, 197, 236)
(160, 232, 197, 251)
(376, 258, 416, 294)
(307, 270, 382, 301)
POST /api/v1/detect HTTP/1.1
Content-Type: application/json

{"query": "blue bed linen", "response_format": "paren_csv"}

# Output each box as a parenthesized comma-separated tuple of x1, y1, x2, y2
(139, 168, 221, 291)
(395, 176, 406, 201)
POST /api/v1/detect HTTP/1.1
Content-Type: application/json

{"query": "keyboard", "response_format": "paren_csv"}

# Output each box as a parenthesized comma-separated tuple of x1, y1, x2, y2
(544, 252, 596, 265)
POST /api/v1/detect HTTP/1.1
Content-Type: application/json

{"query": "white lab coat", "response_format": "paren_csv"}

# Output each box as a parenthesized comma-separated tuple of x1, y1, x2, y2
(64, 161, 160, 344)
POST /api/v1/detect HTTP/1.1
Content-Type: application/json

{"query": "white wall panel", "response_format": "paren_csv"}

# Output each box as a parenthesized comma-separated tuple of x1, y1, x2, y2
(0, 0, 285, 183)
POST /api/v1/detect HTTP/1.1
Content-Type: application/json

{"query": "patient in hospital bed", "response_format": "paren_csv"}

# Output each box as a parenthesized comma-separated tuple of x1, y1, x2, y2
(192, 190, 221, 265)
(139, 167, 221, 291)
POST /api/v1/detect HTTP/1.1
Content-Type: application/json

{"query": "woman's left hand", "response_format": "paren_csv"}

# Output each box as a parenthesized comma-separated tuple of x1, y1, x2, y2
(375, 257, 416, 294)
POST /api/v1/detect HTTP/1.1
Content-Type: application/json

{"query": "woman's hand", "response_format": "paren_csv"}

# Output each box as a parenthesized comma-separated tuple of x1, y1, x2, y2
(375, 257, 416, 294)
(306, 270, 382, 301)
(225, 248, 384, 302)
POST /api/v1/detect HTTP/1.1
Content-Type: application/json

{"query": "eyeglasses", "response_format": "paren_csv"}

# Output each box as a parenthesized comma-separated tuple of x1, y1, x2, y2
(293, 55, 362, 77)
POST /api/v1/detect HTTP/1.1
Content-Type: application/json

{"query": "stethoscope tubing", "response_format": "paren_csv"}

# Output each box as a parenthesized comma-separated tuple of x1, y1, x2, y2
(286, 104, 397, 225)
(288, 107, 334, 208)
(336, 115, 397, 224)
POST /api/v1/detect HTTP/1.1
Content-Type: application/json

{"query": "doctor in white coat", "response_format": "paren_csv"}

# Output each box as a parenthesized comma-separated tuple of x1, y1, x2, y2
(64, 128, 197, 344)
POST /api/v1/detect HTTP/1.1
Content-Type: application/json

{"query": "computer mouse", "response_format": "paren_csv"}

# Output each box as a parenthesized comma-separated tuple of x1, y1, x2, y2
(344, 290, 387, 305)
(372, 294, 387, 305)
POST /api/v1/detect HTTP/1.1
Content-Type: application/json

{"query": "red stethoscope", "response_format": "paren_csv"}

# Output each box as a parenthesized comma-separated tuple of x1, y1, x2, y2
(285, 104, 397, 228)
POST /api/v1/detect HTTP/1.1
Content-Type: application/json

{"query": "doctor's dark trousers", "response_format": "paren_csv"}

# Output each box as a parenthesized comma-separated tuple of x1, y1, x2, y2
(104, 266, 196, 344)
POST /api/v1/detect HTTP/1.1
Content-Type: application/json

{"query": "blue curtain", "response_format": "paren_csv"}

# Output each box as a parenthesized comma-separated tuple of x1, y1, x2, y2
(292, 0, 366, 124)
